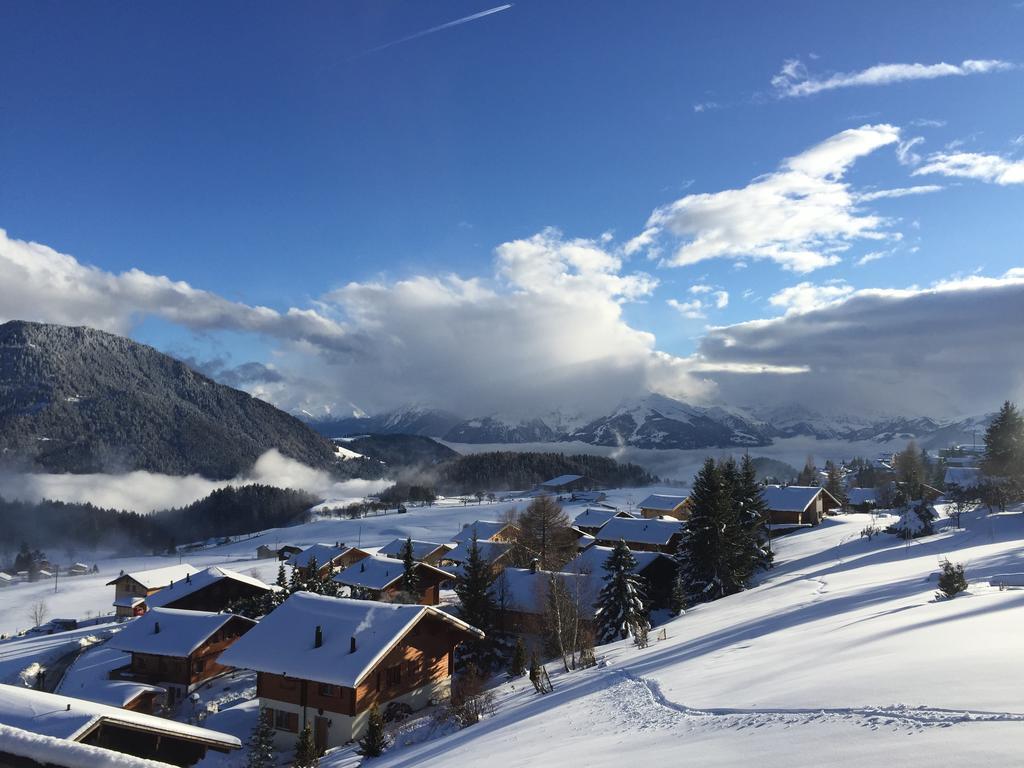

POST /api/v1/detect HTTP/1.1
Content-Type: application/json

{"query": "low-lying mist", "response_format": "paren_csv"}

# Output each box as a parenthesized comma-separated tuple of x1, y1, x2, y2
(0, 449, 391, 512)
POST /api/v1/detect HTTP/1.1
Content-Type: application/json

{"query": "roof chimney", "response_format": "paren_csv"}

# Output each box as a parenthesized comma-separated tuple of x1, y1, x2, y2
(154, 621, 160, 634)
(350, 636, 357, 654)
(314, 625, 323, 648)
(529, 558, 539, 574)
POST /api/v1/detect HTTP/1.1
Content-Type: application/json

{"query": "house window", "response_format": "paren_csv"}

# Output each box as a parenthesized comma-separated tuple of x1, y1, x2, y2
(273, 709, 298, 732)
(385, 665, 402, 688)
(318, 683, 335, 696)
(192, 658, 206, 675)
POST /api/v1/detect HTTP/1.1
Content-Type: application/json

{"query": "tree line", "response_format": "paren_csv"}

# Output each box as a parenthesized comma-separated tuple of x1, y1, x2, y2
(0, 484, 318, 563)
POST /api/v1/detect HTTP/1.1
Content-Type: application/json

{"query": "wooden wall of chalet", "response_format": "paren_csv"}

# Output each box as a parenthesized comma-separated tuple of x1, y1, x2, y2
(160, 580, 266, 613)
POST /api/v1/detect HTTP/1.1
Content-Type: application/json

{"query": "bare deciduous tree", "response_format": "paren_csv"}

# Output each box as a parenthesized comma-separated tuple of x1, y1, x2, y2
(28, 601, 49, 628)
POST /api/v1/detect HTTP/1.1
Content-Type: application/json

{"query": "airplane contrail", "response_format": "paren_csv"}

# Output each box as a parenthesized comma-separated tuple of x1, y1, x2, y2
(358, 3, 513, 56)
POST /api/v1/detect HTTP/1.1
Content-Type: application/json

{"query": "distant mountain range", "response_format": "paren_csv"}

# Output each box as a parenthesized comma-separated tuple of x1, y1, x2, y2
(0, 321, 339, 478)
(304, 394, 991, 451)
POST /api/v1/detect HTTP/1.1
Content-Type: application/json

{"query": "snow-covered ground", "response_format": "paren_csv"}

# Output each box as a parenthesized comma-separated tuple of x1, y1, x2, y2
(0, 488, 672, 637)
(357, 504, 1024, 768)
(7, 492, 1024, 767)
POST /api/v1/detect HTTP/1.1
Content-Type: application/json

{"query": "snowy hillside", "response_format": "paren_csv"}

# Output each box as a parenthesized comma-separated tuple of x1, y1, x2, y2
(359, 504, 1024, 768)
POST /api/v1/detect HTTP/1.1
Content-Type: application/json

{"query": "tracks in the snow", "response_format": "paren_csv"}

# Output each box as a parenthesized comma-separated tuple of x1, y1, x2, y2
(602, 669, 1024, 735)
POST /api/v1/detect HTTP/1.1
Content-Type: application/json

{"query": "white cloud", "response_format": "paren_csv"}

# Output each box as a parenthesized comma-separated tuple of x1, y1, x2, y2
(632, 124, 902, 273)
(855, 250, 889, 266)
(772, 58, 1014, 98)
(667, 298, 706, 319)
(914, 151, 1024, 185)
(896, 137, 925, 166)
(689, 284, 713, 294)
(713, 290, 730, 309)
(699, 269, 1024, 415)
(857, 184, 943, 201)
(0, 228, 348, 350)
(768, 281, 855, 314)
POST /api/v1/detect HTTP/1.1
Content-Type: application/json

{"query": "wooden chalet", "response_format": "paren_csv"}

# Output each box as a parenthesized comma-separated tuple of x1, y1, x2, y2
(332, 555, 451, 605)
(565, 545, 677, 609)
(107, 608, 255, 705)
(218, 592, 484, 751)
(637, 493, 691, 521)
(377, 538, 453, 566)
(593, 517, 684, 554)
(538, 474, 588, 494)
(144, 566, 273, 613)
(441, 539, 512, 577)
(0, 684, 240, 767)
(493, 565, 598, 636)
(572, 507, 634, 535)
(286, 543, 370, 579)
(762, 485, 841, 526)
(107, 564, 200, 618)
(450, 520, 518, 544)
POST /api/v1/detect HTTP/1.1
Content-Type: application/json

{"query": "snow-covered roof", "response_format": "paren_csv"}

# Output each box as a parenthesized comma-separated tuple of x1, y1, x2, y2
(217, 592, 483, 688)
(105, 564, 199, 590)
(637, 494, 689, 512)
(451, 521, 513, 544)
(57, 647, 164, 709)
(0, 723, 178, 768)
(107, 608, 254, 658)
(762, 485, 825, 512)
(847, 488, 879, 506)
(595, 517, 683, 546)
(496, 568, 598, 617)
(540, 474, 585, 488)
(145, 566, 272, 609)
(377, 539, 449, 561)
(0, 572, 14, 582)
(573, 507, 627, 529)
(0, 684, 240, 749)
(112, 596, 146, 608)
(332, 556, 450, 591)
(442, 539, 511, 565)
(944, 466, 983, 488)
(565, 545, 672, 576)
(285, 543, 352, 569)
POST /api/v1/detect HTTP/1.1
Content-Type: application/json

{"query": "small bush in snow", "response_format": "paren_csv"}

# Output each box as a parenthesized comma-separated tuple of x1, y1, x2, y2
(860, 524, 881, 540)
(936, 559, 968, 600)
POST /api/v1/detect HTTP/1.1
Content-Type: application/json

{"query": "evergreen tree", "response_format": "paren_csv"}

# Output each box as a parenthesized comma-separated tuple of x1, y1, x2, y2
(595, 540, 649, 644)
(359, 705, 387, 757)
(400, 537, 420, 596)
(454, 537, 496, 632)
(677, 458, 745, 605)
(796, 455, 818, 486)
(509, 636, 527, 677)
(293, 725, 319, 767)
(983, 401, 1024, 482)
(669, 568, 687, 616)
(823, 460, 848, 508)
(275, 562, 288, 590)
(894, 441, 925, 500)
(736, 454, 773, 570)
(246, 710, 276, 768)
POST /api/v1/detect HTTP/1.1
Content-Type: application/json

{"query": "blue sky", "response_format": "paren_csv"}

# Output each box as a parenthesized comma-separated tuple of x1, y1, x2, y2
(1, 1, 1023, 418)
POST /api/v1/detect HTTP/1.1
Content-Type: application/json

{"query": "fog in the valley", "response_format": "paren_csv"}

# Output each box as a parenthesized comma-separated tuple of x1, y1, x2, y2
(0, 449, 391, 513)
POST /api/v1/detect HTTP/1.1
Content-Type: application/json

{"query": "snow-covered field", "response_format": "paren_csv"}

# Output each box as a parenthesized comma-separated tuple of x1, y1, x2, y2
(6, 491, 1024, 767)
(358, 503, 1024, 768)
(0, 488, 673, 637)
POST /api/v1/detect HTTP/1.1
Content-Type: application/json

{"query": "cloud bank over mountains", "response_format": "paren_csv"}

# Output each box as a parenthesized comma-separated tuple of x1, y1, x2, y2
(2, 121, 1022, 422)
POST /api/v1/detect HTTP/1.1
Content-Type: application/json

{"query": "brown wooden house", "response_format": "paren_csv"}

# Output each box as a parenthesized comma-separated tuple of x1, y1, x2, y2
(450, 520, 519, 544)
(145, 566, 274, 613)
(377, 538, 453, 566)
(332, 555, 451, 605)
(0, 684, 240, 767)
(492, 565, 598, 637)
(564, 545, 677, 609)
(218, 592, 483, 751)
(107, 564, 200, 618)
(637, 493, 692, 521)
(762, 486, 841, 526)
(593, 517, 684, 554)
(285, 543, 370, 579)
(107, 608, 255, 706)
